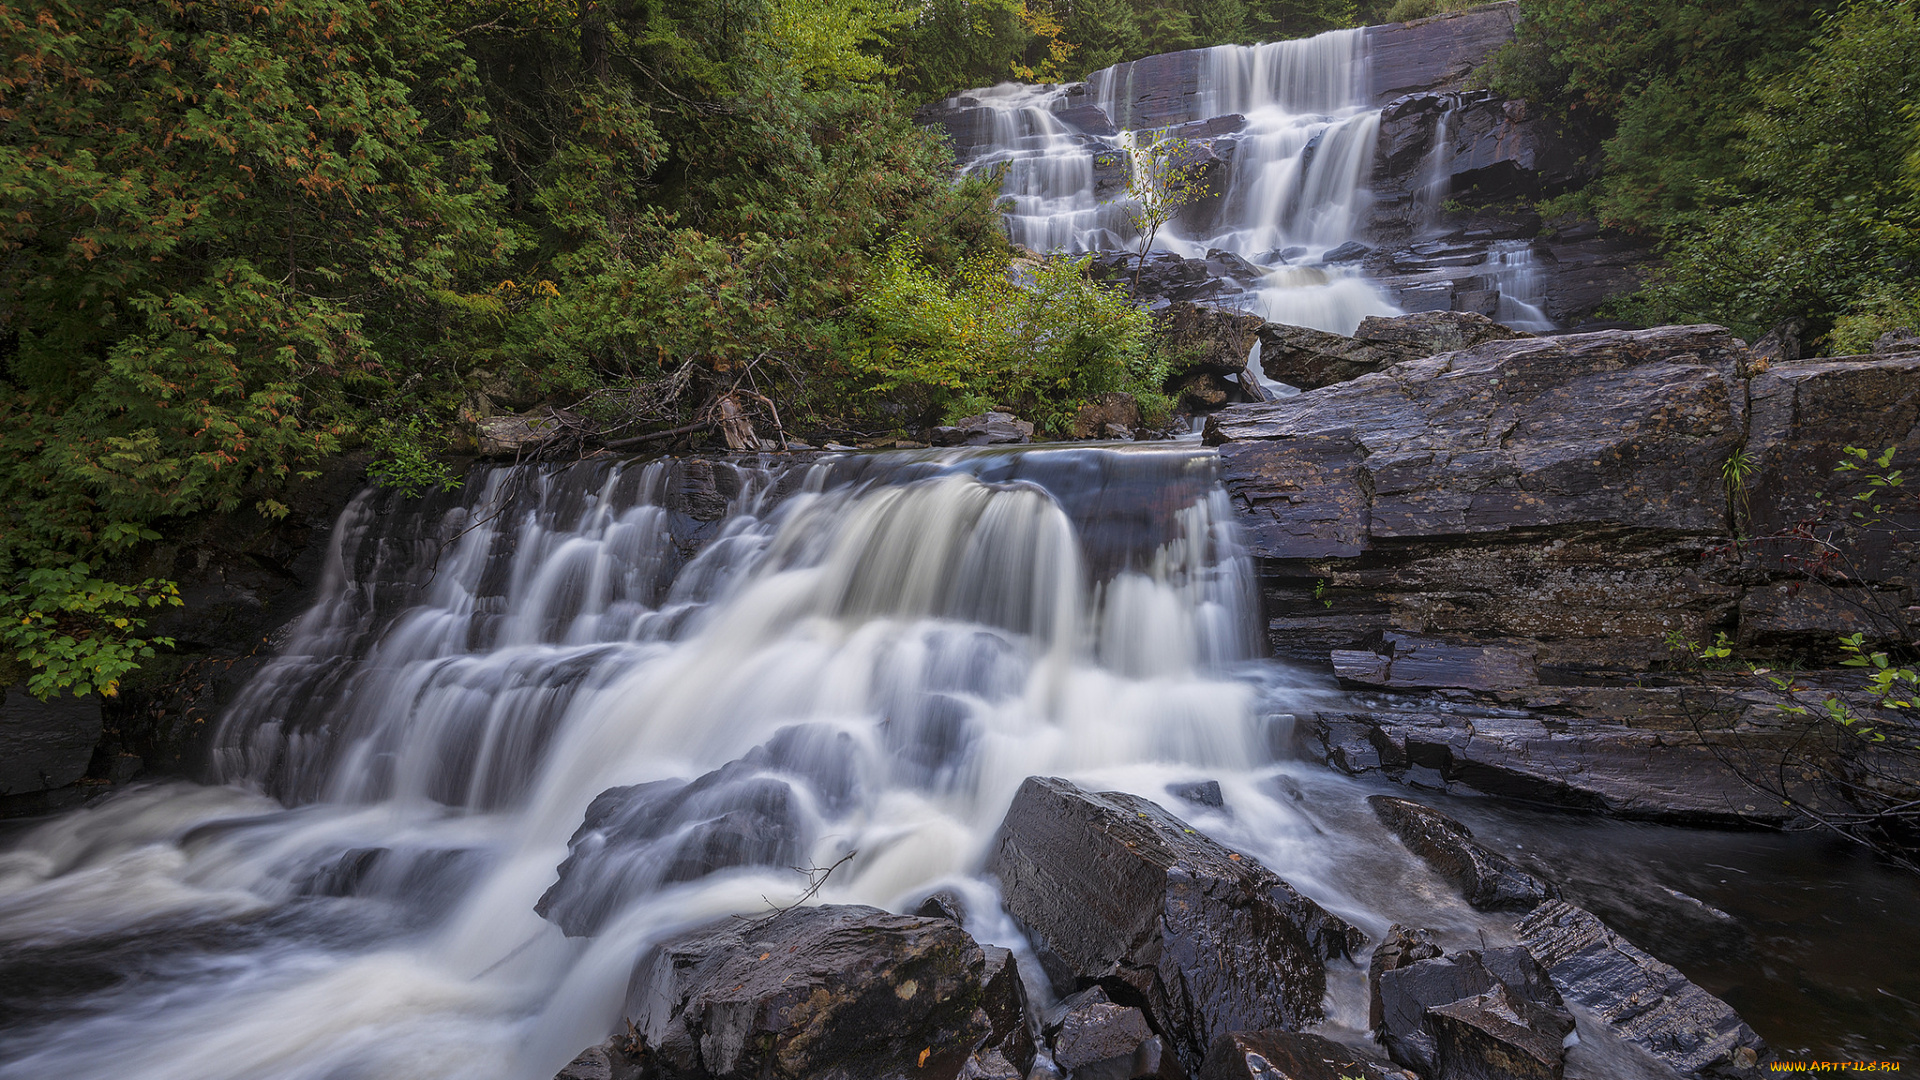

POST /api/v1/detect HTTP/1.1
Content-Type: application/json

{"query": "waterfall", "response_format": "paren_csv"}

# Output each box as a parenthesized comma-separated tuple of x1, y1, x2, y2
(953, 28, 1399, 334)
(0, 448, 1407, 1080)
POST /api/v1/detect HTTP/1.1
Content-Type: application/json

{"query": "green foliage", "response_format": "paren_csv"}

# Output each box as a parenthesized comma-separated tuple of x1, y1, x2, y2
(367, 419, 464, 498)
(851, 245, 1159, 434)
(0, 564, 182, 699)
(1628, 1, 1920, 345)
(1122, 137, 1209, 287)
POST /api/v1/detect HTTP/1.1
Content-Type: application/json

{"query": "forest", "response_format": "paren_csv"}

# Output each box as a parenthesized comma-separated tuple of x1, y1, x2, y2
(2, 0, 1918, 696)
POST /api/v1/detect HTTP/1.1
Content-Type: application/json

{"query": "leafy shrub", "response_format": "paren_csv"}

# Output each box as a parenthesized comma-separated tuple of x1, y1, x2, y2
(851, 245, 1161, 434)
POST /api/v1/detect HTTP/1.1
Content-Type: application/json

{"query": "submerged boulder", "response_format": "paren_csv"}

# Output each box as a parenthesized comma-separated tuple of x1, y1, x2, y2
(986, 776, 1362, 1072)
(614, 904, 1032, 1080)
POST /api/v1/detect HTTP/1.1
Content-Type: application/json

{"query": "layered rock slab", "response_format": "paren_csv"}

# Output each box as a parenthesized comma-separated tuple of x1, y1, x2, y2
(1519, 899, 1769, 1078)
(986, 776, 1361, 1072)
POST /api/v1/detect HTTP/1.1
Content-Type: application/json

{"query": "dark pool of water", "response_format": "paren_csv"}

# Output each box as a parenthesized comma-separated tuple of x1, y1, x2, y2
(1439, 796, 1920, 1062)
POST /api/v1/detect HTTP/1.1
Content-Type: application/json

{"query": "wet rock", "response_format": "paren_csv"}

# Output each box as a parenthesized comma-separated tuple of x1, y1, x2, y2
(1367, 795, 1555, 911)
(1073, 393, 1144, 440)
(1056, 103, 1120, 138)
(1045, 987, 1180, 1080)
(1519, 899, 1769, 1078)
(1365, 2, 1520, 104)
(620, 904, 1030, 1080)
(0, 686, 103, 797)
(1319, 242, 1372, 264)
(916, 890, 969, 924)
(1088, 252, 1233, 306)
(1332, 633, 1537, 692)
(552, 1040, 644, 1080)
(1378, 947, 1572, 1079)
(1445, 93, 1590, 202)
(987, 776, 1362, 1072)
(1253, 324, 1402, 391)
(1426, 983, 1570, 1079)
(1198, 1031, 1416, 1080)
(1368, 925, 1443, 1032)
(1166, 779, 1223, 808)
(537, 726, 865, 935)
(1314, 706, 1808, 826)
(1210, 325, 1751, 664)
(1204, 249, 1267, 283)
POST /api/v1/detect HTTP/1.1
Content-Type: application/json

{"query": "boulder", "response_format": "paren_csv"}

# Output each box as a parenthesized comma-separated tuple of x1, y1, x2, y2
(1198, 1031, 1417, 1080)
(1044, 987, 1181, 1080)
(986, 777, 1361, 1072)
(1166, 779, 1223, 808)
(1367, 795, 1555, 911)
(1072, 393, 1144, 440)
(1518, 900, 1769, 1078)
(1368, 925, 1443, 1032)
(933, 412, 1036, 447)
(537, 725, 859, 936)
(619, 904, 1033, 1080)
(1377, 947, 1572, 1079)
(0, 686, 103, 797)
(1319, 242, 1372, 264)
(1254, 323, 1404, 391)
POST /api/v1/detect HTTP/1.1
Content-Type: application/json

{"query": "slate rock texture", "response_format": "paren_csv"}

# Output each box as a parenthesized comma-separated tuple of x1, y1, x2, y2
(1367, 795, 1555, 911)
(618, 904, 1032, 1080)
(986, 776, 1361, 1072)
(1519, 899, 1769, 1078)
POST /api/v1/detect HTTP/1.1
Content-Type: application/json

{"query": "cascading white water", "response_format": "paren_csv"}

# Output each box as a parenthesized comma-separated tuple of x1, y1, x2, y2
(1, 447, 1516, 1080)
(954, 28, 1399, 334)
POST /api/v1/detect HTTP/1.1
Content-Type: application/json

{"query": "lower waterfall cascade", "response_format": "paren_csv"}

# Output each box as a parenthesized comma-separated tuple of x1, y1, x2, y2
(0, 447, 1916, 1078)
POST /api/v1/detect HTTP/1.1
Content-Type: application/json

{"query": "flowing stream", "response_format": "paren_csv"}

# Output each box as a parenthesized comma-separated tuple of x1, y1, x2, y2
(1, 448, 1915, 1078)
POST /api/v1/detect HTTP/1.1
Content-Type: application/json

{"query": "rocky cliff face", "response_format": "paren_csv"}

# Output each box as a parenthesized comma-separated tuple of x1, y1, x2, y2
(1208, 322, 1920, 823)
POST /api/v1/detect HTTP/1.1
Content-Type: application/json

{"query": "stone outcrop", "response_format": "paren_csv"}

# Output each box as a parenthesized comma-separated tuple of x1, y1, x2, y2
(607, 904, 1033, 1080)
(986, 776, 1362, 1073)
(932, 411, 1036, 446)
(1519, 899, 1769, 1077)
(0, 688, 104, 801)
(1364, 3, 1521, 105)
(1367, 795, 1555, 911)
(1257, 311, 1529, 391)
(1211, 326, 1920, 821)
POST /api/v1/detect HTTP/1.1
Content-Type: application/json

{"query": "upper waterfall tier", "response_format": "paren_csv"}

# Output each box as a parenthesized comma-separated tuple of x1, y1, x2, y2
(914, 3, 1622, 337)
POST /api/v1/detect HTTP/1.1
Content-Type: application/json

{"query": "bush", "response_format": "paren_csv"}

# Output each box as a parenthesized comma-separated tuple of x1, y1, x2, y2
(850, 246, 1162, 434)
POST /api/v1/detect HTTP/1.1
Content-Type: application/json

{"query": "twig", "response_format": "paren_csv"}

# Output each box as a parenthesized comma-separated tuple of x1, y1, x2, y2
(734, 850, 857, 929)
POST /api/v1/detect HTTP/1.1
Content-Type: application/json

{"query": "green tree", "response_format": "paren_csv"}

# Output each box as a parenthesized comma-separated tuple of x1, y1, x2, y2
(1629, 0, 1920, 345)
(0, 0, 508, 694)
